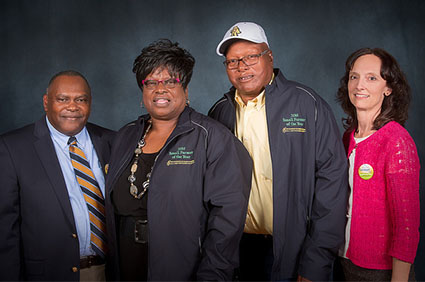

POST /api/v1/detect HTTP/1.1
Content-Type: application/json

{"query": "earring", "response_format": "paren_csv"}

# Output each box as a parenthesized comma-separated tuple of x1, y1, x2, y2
(186, 98, 190, 106)
(140, 100, 144, 108)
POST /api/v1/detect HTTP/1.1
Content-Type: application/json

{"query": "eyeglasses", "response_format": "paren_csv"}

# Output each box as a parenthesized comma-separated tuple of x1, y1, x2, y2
(223, 49, 270, 70)
(141, 78, 181, 90)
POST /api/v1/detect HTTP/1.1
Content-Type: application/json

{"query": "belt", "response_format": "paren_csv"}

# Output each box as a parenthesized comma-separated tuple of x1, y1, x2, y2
(134, 219, 149, 244)
(80, 255, 104, 269)
(119, 216, 149, 244)
(243, 232, 273, 240)
(243, 233, 273, 240)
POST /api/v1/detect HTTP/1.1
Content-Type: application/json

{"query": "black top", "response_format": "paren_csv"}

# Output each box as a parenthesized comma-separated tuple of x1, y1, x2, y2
(111, 124, 159, 281)
(112, 150, 157, 218)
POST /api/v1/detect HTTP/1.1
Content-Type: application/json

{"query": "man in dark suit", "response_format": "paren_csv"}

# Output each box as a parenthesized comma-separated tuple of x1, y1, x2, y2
(0, 70, 115, 281)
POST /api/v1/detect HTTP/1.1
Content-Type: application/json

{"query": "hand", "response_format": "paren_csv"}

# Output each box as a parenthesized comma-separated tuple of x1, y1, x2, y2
(391, 258, 411, 282)
(297, 275, 312, 282)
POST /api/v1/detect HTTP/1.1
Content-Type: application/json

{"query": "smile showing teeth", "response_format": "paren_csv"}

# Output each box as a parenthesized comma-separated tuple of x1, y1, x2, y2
(238, 75, 253, 81)
(355, 93, 369, 98)
(63, 117, 80, 120)
(154, 98, 170, 104)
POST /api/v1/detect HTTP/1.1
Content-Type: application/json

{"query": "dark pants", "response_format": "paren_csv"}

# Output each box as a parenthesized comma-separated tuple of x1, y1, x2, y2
(237, 233, 274, 281)
(334, 257, 416, 281)
(118, 216, 148, 281)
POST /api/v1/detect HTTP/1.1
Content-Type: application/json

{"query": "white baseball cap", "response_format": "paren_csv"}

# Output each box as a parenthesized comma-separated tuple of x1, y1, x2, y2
(216, 22, 269, 56)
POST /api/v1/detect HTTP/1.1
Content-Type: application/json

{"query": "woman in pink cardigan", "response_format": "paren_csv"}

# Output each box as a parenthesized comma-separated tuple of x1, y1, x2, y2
(335, 48, 420, 281)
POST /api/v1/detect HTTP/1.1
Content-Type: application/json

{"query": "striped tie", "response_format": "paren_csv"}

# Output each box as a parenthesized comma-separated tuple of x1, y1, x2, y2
(68, 136, 107, 257)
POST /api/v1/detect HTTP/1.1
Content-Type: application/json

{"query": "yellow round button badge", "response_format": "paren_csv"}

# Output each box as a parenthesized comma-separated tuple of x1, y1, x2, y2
(358, 164, 374, 180)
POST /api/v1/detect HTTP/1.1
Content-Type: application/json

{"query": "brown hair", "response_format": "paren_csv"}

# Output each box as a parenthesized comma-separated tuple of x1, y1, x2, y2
(336, 48, 411, 130)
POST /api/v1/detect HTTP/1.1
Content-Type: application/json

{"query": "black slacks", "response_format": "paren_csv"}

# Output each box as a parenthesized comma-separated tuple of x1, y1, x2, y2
(238, 233, 274, 281)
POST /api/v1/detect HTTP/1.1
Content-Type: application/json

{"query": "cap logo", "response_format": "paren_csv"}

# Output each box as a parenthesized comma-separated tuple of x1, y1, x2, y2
(230, 26, 241, 37)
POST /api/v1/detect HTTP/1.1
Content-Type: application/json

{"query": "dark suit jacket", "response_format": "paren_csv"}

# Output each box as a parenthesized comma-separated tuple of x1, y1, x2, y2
(0, 116, 115, 281)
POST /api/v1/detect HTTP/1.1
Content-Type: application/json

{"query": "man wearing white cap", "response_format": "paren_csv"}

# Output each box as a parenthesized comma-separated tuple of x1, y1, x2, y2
(209, 22, 348, 281)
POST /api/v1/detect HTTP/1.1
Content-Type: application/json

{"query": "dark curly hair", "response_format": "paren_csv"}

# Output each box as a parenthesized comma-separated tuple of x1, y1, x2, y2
(133, 39, 195, 91)
(337, 48, 411, 130)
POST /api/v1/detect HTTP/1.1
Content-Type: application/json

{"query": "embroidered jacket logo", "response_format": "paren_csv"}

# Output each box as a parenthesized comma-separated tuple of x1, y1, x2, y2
(167, 146, 195, 166)
(282, 113, 307, 133)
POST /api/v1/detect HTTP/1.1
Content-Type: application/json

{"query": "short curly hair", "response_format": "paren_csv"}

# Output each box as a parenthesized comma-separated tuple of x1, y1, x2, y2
(133, 39, 195, 91)
(337, 48, 411, 130)
(47, 70, 91, 94)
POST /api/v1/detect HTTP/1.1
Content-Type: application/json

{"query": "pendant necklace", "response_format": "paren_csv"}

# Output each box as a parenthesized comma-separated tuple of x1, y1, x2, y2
(128, 120, 153, 199)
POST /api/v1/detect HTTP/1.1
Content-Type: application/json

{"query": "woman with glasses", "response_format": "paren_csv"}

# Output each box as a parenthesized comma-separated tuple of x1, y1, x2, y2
(335, 48, 420, 281)
(104, 39, 252, 281)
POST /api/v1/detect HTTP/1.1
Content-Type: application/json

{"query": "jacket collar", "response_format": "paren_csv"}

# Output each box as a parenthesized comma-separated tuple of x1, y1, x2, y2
(265, 68, 286, 96)
(33, 115, 51, 139)
(86, 122, 109, 170)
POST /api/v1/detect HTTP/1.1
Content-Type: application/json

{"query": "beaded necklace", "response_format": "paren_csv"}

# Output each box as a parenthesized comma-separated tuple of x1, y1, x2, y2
(128, 120, 153, 199)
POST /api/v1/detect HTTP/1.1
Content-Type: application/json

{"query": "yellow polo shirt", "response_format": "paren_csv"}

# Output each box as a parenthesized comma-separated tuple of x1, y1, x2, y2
(234, 77, 274, 235)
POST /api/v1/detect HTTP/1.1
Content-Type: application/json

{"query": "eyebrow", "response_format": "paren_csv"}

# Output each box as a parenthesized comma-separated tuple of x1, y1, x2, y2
(349, 71, 379, 76)
(55, 93, 90, 98)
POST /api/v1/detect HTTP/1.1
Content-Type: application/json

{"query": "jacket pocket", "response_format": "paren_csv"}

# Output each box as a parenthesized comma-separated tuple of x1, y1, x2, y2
(24, 259, 45, 277)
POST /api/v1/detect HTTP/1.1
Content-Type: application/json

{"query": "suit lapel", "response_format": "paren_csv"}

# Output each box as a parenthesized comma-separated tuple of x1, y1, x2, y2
(86, 123, 109, 176)
(33, 117, 76, 229)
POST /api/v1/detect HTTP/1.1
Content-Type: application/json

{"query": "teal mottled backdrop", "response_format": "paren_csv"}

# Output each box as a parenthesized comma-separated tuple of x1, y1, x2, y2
(1, 0, 424, 279)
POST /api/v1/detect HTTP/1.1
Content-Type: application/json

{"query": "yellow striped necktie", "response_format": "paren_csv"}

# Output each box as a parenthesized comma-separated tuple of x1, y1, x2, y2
(68, 136, 107, 257)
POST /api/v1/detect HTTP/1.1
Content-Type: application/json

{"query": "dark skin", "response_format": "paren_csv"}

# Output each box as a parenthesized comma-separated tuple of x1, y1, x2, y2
(141, 68, 188, 154)
(225, 41, 274, 104)
(43, 75, 91, 136)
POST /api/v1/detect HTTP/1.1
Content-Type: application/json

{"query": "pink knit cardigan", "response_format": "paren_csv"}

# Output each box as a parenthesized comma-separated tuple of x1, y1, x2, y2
(343, 121, 420, 269)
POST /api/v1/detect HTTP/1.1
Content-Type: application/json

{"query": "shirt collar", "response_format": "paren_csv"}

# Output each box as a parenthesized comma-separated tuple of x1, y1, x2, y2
(45, 116, 89, 150)
(234, 72, 274, 110)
